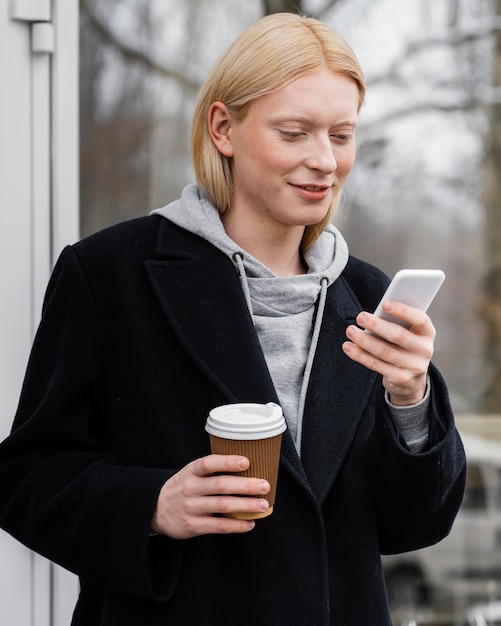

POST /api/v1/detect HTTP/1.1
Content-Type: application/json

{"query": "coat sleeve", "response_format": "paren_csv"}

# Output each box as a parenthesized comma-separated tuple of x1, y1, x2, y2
(366, 363, 467, 555)
(0, 246, 183, 601)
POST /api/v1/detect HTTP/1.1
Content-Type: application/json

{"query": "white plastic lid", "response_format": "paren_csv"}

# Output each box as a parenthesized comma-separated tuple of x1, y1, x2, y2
(205, 402, 286, 440)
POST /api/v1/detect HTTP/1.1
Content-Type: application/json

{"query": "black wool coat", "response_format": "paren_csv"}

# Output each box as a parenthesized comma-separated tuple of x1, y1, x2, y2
(0, 216, 466, 625)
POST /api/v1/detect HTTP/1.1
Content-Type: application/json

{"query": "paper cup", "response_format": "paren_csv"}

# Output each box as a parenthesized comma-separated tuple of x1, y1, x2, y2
(205, 402, 286, 520)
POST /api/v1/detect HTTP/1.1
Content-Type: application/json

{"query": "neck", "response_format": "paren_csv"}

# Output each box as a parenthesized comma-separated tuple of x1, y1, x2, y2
(257, 249, 308, 277)
(221, 214, 306, 277)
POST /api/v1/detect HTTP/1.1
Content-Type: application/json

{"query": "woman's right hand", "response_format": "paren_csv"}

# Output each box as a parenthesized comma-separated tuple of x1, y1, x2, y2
(151, 455, 271, 539)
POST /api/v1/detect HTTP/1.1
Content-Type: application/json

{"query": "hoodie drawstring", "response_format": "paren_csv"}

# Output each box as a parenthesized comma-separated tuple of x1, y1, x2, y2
(295, 276, 328, 453)
(233, 253, 254, 321)
(233, 251, 329, 455)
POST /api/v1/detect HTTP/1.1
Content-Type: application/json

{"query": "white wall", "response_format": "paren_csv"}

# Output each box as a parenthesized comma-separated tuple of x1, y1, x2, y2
(0, 1, 79, 624)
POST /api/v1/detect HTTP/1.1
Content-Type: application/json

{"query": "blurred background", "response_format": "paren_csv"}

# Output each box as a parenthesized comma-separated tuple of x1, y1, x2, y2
(1, 0, 501, 624)
(80, 5, 501, 618)
(79, 0, 500, 416)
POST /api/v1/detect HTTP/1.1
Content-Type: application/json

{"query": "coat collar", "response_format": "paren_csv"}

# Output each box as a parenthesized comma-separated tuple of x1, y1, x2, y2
(145, 219, 277, 404)
(145, 217, 378, 502)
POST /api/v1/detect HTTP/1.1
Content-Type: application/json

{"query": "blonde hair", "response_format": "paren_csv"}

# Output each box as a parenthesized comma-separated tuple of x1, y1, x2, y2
(191, 13, 365, 251)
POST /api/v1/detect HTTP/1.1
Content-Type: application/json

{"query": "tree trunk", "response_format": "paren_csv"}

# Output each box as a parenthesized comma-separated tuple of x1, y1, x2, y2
(262, 0, 303, 15)
(480, 0, 501, 412)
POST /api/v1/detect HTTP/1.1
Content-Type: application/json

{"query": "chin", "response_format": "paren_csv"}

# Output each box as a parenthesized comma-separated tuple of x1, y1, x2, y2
(299, 208, 331, 226)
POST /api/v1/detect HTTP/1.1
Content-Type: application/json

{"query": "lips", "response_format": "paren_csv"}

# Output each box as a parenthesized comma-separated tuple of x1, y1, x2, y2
(290, 183, 333, 202)
(291, 183, 332, 192)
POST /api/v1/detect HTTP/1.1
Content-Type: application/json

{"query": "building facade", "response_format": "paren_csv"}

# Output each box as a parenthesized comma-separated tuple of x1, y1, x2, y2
(0, 1, 79, 623)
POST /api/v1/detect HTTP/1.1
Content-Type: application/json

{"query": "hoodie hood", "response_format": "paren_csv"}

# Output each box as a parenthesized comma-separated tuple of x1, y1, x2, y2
(152, 183, 350, 453)
(151, 183, 349, 315)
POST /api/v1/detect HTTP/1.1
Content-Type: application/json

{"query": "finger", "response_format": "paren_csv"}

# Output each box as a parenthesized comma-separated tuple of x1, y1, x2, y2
(190, 454, 251, 477)
(345, 324, 408, 367)
(349, 314, 434, 361)
(166, 506, 258, 537)
(342, 328, 430, 379)
(198, 473, 271, 497)
(362, 303, 436, 339)
(185, 513, 257, 537)
(191, 493, 271, 519)
(342, 335, 401, 377)
(383, 301, 436, 336)
(342, 337, 427, 403)
(189, 456, 271, 495)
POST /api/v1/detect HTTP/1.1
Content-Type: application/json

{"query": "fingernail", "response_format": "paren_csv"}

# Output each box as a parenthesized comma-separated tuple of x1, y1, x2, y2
(259, 481, 270, 493)
(259, 499, 270, 511)
(237, 458, 248, 470)
(342, 341, 352, 353)
(358, 312, 367, 325)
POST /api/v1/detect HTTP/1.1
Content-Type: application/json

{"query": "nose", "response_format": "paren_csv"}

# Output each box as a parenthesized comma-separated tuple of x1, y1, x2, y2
(304, 136, 337, 174)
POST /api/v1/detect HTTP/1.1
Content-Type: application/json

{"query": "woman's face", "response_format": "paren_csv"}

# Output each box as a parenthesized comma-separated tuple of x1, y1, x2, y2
(217, 68, 360, 240)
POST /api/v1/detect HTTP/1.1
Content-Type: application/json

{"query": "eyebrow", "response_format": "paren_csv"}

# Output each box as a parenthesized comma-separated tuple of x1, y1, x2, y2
(271, 114, 358, 127)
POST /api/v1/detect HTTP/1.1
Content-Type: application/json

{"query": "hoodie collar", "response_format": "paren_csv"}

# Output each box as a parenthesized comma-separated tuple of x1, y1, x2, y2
(151, 183, 350, 315)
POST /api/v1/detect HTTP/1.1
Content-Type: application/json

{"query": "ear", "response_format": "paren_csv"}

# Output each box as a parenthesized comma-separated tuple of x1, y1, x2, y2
(208, 102, 234, 157)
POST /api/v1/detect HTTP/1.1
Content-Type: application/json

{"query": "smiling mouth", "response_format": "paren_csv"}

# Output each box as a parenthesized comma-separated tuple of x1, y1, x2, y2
(293, 184, 332, 192)
(301, 185, 328, 191)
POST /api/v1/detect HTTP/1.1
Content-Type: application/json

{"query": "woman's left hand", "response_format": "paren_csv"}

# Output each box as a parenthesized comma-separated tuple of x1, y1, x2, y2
(342, 300, 435, 406)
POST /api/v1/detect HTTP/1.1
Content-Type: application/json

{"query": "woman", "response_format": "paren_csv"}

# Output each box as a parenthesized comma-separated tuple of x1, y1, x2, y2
(0, 13, 465, 625)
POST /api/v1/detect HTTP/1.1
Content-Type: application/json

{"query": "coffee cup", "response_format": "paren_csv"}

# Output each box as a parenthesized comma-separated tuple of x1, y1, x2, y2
(205, 402, 286, 519)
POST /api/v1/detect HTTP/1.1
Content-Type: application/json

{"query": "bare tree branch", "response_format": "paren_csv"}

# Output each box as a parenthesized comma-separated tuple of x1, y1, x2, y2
(357, 98, 482, 139)
(80, 0, 200, 93)
(314, 0, 344, 20)
(368, 19, 501, 88)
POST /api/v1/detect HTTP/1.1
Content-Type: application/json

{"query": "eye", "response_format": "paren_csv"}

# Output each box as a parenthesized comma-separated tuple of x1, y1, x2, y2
(331, 133, 353, 144)
(330, 125, 356, 144)
(280, 129, 304, 140)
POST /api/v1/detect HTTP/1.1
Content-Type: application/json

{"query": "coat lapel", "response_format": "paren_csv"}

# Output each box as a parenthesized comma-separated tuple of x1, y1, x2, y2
(144, 219, 311, 490)
(145, 220, 276, 404)
(144, 218, 379, 503)
(300, 277, 379, 503)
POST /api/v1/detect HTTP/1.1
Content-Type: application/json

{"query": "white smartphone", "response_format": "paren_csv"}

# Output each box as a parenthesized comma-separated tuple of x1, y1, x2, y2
(372, 269, 446, 329)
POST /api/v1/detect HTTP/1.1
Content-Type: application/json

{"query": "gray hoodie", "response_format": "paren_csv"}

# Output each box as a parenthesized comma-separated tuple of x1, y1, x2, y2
(152, 184, 429, 454)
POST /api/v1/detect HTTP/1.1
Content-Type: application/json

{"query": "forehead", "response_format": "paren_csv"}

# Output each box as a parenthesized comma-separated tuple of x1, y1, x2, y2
(247, 69, 360, 121)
